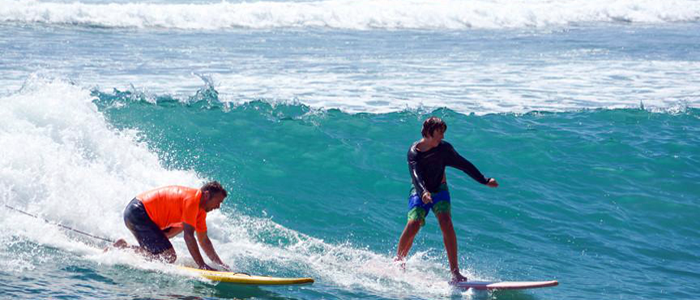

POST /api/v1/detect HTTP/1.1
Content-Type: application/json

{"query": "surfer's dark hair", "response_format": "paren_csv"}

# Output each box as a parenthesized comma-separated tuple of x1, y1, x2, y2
(202, 181, 227, 198)
(421, 116, 447, 138)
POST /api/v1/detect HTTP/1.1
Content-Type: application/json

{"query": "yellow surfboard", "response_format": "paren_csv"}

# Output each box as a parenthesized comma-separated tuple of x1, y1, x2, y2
(177, 266, 314, 285)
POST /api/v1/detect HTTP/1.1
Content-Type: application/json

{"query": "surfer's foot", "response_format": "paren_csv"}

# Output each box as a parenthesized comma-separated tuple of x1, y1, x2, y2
(450, 270, 468, 284)
(104, 239, 128, 252)
(113, 238, 128, 249)
(393, 257, 406, 272)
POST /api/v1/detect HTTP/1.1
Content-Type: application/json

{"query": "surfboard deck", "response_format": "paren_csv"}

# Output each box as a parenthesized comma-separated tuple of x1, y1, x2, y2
(453, 280, 558, 290)
(177, 266, 314, 285)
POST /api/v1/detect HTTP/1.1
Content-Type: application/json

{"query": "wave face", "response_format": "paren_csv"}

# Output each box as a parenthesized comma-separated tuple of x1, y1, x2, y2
(2, 0, 700, 30)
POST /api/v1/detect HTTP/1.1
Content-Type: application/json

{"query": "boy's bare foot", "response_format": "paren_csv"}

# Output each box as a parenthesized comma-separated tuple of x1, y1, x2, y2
(393, 257, 406, 272)
(450, 270, 468, 284)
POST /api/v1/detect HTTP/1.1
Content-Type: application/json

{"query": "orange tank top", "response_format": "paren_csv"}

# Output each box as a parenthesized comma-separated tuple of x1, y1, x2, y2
(137, 185, 208, 233)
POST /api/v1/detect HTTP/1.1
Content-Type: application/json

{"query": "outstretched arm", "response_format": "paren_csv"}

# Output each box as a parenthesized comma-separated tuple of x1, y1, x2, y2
(445, 143, 497, 187)
(196, 231, 230, 271)
(184, 223, 214, 270)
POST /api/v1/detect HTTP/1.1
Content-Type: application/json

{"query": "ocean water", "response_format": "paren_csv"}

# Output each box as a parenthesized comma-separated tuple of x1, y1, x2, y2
(1, 0, 699, 299)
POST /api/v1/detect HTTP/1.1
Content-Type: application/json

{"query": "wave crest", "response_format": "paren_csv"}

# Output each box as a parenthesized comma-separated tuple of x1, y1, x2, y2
(2, 0, 699, 30)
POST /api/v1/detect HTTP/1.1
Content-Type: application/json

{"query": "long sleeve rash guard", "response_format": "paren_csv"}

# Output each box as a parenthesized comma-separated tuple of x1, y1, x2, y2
(407, 141, 490, 196)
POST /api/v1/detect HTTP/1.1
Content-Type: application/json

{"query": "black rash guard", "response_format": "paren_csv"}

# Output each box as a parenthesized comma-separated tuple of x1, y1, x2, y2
(408, 141, 490, 197)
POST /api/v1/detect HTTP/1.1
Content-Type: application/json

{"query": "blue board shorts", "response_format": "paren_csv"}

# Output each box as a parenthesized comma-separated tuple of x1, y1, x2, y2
(407, 183, 451, 226)
(123, 198, 173, 255)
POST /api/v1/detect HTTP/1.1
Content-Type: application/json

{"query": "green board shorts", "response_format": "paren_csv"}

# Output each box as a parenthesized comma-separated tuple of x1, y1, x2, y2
(407, 183, 451, 226)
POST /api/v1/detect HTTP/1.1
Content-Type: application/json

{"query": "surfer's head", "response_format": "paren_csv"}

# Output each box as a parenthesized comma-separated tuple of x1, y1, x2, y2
(422, 116, 447, 139)
(201, 181, 227, 212)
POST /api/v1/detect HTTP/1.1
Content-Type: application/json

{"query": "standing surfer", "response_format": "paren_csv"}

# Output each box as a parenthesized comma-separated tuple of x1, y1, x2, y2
(395, 117, 498, 283)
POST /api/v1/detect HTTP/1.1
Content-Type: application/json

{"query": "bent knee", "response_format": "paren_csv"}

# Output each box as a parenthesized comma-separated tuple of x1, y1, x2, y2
(406, 219, 423, 229)
(160, 249, 177, 263)
(436, 213, 452, 225)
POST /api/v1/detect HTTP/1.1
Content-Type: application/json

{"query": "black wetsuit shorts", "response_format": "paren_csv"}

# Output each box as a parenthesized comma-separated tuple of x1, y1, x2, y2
(123, 198, 173, 255)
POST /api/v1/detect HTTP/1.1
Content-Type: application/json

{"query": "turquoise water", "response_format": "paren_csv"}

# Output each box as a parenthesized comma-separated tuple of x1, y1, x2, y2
(96, 92, 700, 298)
(2, 0, 700, 298)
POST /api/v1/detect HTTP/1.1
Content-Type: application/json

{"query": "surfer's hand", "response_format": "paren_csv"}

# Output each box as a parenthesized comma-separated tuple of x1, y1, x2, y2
(421, 192, 433, 204)
(486, 178, 498, 188)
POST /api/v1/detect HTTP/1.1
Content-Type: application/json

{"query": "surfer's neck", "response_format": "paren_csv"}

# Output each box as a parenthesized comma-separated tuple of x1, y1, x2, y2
(417, 138, 440, 152)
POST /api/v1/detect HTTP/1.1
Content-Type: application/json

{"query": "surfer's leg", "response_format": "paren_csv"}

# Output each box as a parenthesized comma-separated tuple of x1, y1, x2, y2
(436, 212, 458, 271)
(154, 247, 177, 263)
(123, 236, 175, 263)
(122, 243, 176, 263)
(123, 198, 177, 263)
(396, 219, 422, 260)
(398, 192, 429, 261)
(112, 242, 175, 263)
(106, 238, 162, 258)
(427, 185, 466, 281)
(436, 211, 467, 282)
(138, 227, 176, 263)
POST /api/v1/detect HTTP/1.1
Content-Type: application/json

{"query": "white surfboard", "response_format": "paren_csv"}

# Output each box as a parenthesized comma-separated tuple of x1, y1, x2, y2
(453, 280, 558, 290)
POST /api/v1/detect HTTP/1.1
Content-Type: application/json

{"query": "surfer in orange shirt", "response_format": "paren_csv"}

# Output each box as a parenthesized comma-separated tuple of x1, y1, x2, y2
(113, 181, 229, 271)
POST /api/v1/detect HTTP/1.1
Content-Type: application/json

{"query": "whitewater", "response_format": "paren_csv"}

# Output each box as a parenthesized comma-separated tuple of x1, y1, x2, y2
(2, 0, 700, 30)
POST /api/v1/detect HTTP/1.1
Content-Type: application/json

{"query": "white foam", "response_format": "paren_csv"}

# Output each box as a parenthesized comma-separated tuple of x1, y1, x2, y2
(195, 212, 466, 297)
(4, 56, 698, 116)
(1, 0, 699, 30)
(207, 59, 700, 115)
(0, 74, 201, 268)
